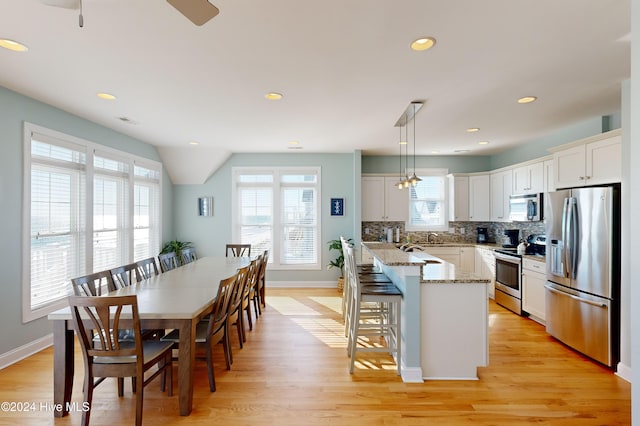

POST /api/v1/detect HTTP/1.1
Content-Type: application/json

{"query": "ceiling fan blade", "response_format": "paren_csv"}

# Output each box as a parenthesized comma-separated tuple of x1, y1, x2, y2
(167, 0, 219, 26)
(39, 0, 80, 9)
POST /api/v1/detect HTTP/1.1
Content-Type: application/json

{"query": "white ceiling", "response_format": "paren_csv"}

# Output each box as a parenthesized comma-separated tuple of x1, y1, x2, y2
(0, 0, 630, 181)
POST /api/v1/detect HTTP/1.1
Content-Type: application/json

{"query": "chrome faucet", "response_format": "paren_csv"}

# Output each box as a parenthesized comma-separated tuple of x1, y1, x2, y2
(427, 232, 439, 243)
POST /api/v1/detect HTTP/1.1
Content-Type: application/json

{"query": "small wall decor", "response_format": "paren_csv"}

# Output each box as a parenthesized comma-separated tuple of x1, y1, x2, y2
(330, 198, 344, 216)
(198, 196, 214, 216)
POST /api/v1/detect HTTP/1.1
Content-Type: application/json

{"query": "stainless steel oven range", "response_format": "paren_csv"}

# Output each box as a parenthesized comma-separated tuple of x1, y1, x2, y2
(494, 248, 522, 315)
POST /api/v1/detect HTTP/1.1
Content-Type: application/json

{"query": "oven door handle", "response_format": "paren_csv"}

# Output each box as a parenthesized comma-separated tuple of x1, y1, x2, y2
(494, 252, 521, 265)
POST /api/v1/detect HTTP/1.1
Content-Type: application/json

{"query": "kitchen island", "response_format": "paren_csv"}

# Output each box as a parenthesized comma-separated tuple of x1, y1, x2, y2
(361, 242, 490, 382)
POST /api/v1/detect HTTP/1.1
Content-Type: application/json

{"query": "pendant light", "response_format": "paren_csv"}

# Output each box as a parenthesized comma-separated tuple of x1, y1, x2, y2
(397, 125, 404, 189)
(409, 103, 422, 186)
(403, 119, 410, 188)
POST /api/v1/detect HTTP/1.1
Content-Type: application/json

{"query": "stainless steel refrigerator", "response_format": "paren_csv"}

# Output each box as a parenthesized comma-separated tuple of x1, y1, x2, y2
(545, 185, 620, 367)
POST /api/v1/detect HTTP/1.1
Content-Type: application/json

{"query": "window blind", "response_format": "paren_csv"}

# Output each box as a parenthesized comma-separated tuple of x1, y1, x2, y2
(409, 173, 447, 228)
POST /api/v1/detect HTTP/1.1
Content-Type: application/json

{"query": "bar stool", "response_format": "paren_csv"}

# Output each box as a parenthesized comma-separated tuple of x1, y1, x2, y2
(344, 245, 402, 375)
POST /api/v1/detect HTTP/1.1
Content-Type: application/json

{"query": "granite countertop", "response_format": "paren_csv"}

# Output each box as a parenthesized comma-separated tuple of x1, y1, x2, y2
(361, 242, 491, 284)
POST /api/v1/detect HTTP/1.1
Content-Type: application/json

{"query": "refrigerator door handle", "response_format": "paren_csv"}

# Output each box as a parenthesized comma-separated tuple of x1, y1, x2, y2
(568, 198, 579, 279)
(545, 285, 607, 308)
(561, 197, 571, 278)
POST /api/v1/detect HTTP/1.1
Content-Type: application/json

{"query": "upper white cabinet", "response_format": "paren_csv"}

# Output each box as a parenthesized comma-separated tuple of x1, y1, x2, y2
(551, 130, 621, 189)
(468, 174, 490, 221)
(361, 176, 409, 222)
(447, 174, 469, 221)
(490, 170, 512, 222)
(543, 159, 555, 193)
(513, 161, 544, 194)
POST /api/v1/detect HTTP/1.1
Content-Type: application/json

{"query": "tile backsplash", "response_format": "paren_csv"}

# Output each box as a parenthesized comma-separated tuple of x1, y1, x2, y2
(361, 221, 545, 246)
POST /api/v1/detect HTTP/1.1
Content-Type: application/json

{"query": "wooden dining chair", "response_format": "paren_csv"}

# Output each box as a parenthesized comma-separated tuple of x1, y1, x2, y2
(161, 274, 236, 391)
(71, 270, 115, 296)
(68, 295, 173, 426)
(225, 244, 251, 257)
(134, 257, 159, 282)
(227, 264, 250, 355)
(241, 258, 260, 332)
(158, 252, 179, 272)
(257, 249, 269, 310)
(110, 264, 137, 289)
(180, 247, 198, 265)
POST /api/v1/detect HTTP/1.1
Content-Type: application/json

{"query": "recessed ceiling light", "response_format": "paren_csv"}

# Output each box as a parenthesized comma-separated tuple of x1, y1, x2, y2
(265, 92, 283, 100)
(0, 38, 28, 52)
(97, 92, 116, 100)
(399, 141, 408, 145)
(431, 150, 440, 154)
(188, 141, 200, 146)
(454, 149, 471, 153)
(467, 127, 480, 133)
(517, 96, 537, 104)
(478, 141, 490, 145)
(410, 37, 436, 51)
(288, 140, 299, 145)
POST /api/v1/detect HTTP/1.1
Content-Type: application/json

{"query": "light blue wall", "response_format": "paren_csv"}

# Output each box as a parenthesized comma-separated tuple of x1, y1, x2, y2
(362, 155, 492, 174)
(0, 86, 173, 356)
(172, 153, 355, 282)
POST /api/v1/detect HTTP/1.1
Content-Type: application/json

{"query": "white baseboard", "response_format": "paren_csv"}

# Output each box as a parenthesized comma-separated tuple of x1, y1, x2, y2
(401, 366, 424, 383)
(0, 334, 53, 370)
(266, 281, 338, 289)
(616, 361, 632, 383)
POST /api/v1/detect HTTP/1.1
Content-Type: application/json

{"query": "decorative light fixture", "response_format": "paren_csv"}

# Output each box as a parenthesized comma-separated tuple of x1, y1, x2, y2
(97, 92, 116, 100)
(394, 101, 424, 189)
(409, 103, 422, 186)
(466, 127, 480, 133)
(397, 126, 404, 189)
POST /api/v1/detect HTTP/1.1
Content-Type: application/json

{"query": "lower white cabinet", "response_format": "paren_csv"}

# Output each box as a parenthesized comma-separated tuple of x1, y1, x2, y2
(474, 247, 495, 299)
(522, 258, 546, 323)
(424, 246, 460, 267)
(459, 246, 475, 273)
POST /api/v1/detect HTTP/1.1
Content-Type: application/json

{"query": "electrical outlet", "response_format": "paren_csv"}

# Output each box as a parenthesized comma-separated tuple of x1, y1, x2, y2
(365, 227, 370, 234)
(448, 227, 455, 233)
(460, 227, 465, 235)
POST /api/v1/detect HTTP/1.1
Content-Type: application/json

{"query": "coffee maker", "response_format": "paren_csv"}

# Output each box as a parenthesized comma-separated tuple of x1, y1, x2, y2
(476, 227, 488, 244)
(503, 229, 520, 248)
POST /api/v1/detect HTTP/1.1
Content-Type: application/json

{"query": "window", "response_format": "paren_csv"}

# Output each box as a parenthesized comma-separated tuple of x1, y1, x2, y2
(22, 123, 162, 322)
(406, 169, 448, 231)
(232, 167, 321, 270)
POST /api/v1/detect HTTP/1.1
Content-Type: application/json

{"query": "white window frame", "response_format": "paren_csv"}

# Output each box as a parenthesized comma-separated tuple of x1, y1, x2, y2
(22, 122, 162, 322)
(405, 168, 450, 232)
(231, 167, 321, 271)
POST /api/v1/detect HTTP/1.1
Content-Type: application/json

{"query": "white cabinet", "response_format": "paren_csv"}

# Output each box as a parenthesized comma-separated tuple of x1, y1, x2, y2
(424, 246, 460, 267)
(552, 130, 621, 189)
(362, 176, 409, 222)
(447, 175, 469, 221)
(513, 161, 544, 194)
(522, 258, 546, 323)
(474, 247, 495, 299)
(468, 174, 490, 221)
(543, 159, 555, 193)
(459, 246, 476, 273)
(490, 170, 512, 222)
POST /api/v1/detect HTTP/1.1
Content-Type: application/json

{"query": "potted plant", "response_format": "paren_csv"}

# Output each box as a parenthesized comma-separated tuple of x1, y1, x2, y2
(328, 238, 352, 292)
(160, 240, 194, 265)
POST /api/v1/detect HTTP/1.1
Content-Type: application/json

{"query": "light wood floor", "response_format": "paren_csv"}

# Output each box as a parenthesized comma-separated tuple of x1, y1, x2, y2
(0, 288, 631, 426)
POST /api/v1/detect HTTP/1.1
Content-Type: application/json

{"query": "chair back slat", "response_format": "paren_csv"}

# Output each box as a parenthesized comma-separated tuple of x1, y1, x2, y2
(134, 257, 159, 281)
(110, 264, 136, 289)
(181, 247, 198, 265)
(226, 244, 251, 257)
(71, 270, 114, 296)
(158, 252, 179, 272)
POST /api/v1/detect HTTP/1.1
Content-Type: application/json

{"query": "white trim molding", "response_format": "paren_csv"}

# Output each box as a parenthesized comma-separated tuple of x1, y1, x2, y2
(616, 362, 632, 383)
(0, 334, 53, 370)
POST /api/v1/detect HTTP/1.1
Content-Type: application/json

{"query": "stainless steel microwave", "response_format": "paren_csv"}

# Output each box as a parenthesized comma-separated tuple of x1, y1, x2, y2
(509, 193, 543, 221)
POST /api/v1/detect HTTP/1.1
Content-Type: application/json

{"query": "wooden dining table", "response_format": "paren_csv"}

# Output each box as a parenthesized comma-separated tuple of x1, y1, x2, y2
(48, 256, 252, 417)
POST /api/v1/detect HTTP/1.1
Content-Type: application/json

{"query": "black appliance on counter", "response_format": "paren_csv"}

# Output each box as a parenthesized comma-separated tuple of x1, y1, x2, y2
(476, 227, 488, 244)
(526, 234, 546, 255)
(503, 229, 520, 248)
